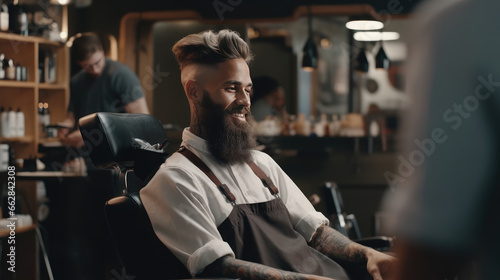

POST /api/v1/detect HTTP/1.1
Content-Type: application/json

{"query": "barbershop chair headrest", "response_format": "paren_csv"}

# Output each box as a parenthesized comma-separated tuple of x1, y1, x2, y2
(78, 113, 167, 169)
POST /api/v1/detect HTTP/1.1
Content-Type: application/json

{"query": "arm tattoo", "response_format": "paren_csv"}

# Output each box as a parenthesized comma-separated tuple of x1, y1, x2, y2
(308, 224, 368, 265)
(201, 256, 309, 280)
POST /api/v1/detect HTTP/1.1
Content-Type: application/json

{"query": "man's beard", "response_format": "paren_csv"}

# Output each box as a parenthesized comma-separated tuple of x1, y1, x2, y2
(198, 91, 257, 164)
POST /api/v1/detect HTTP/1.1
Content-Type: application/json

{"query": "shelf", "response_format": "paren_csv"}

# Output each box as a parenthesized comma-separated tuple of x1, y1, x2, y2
(0, 224, 37, 238)
(0, 32, 63, 46)
(38, 83, 68, 90)
(0, 136, 34, 143)
(0, 80, 36, 88)
(38, 137, 60, 144)
(17, 171, 86, 178)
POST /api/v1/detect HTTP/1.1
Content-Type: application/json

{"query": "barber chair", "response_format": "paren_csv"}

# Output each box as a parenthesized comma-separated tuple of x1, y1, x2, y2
(79, 113, 190, 279)
(321, 182, 393, 251)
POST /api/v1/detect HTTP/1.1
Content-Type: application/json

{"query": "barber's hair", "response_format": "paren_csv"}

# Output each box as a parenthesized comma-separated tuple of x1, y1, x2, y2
(71, 32, 103, 62)
(251, 76, 280, 102)
(172, 29, 253, 69)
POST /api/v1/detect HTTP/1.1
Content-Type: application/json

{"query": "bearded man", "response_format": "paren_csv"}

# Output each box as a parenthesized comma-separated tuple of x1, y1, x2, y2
(140, 29, 396, 280)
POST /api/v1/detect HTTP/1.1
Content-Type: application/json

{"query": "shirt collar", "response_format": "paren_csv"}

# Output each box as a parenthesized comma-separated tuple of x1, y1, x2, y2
(181, 127, 211, 154)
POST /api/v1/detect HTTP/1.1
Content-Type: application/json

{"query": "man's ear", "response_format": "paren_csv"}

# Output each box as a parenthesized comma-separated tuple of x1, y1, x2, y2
(186, 80, 201, 101)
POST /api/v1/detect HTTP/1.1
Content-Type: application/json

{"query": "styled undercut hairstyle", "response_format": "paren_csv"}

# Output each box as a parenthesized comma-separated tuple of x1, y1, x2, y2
(172, 29, 253, 70)
(71, 32, 103, 62)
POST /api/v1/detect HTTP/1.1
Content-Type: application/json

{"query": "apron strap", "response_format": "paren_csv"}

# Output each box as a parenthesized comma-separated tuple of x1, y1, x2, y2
(247, 162, 279, 196)
(177, 146, 236, 204)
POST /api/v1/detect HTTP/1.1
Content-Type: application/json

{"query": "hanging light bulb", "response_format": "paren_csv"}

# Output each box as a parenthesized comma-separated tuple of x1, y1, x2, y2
(302, 5, 317, 71)
(355, 47, 369, 73)
(375, 43, 390, 69)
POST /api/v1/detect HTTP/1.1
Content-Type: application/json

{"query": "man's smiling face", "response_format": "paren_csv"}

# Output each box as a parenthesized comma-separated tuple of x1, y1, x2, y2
(196, 58, 256, 164)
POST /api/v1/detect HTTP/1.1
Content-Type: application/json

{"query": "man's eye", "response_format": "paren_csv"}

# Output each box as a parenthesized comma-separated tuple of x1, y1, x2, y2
(226, 87, 236, 91)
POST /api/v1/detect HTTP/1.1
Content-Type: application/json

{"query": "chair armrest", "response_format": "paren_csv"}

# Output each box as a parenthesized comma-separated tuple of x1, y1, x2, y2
(354, 236, 393, 251)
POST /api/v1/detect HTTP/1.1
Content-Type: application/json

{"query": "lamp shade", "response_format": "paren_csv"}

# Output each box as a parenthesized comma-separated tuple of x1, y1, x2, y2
(346, 20, 384, 31)
(355, 48, 369, 72)
(375, 45, 390, 69)
(302, 36, 318, 71)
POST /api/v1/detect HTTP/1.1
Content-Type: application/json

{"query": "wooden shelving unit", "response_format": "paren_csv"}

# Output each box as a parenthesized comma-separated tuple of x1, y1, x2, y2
(0, 32, 69, 159)
(0, 33, 69, 280)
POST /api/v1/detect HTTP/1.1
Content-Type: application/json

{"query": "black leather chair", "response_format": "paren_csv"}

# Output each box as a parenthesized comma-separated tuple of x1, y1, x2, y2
(79, 113, 191, 279)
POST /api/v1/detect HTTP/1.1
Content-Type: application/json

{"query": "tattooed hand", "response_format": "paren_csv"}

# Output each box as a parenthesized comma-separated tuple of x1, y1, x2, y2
(366, 249, 398, 280)
(309, 225, 398, 280)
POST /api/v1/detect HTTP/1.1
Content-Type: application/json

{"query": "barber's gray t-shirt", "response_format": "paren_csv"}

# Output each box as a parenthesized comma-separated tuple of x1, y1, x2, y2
(68, 58, 144, 122)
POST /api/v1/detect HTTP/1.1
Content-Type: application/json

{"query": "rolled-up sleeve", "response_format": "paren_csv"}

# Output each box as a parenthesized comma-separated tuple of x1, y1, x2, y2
(140, 165, 234, 276)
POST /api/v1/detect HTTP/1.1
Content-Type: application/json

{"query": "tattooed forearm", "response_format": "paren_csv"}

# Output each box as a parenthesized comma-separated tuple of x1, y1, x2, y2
(201, 255, 315, 280)
(309, 225, 368, 265)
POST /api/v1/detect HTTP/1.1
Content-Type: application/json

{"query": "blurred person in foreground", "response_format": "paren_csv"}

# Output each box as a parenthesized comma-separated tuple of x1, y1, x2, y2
(141, 29, 397, 280)
(388, 0, 500, 279)
(58, 32, 149, 148)
(251, 75, 287, 122)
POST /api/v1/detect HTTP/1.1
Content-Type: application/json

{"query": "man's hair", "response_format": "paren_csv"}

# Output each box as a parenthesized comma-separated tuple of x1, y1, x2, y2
(71, 32, 103, 62)
(172, 29, 253, 69)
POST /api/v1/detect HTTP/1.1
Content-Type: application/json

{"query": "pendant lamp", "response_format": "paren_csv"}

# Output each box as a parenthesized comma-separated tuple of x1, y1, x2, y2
(302, 5, 317, 71)
(375, 42, 390, 69)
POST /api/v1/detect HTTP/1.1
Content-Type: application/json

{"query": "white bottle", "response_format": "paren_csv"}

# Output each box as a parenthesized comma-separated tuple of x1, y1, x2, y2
(16, 108, 25, 137)
(0, 107, 8, 138)
(7, 107, 16, 138)
(296, 114, 310, 136)
(329, 115, 340, 136)
(369, 120, 380, 137)
(314, 114, 327, 137)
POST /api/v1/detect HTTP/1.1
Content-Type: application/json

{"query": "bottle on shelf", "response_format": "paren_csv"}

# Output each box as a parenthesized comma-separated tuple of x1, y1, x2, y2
(16, 107, 24, 137)
(7, 107, 16, 138)
(15, 62, 21, 81)
(0, 107, 7, 137)
(0, 53, 5, 80)
(313, 113, 328, 137)
(17, 7, 27, 36)
(0, 4, 8, 32)
(5, 58, 15, 80)
(38, 102, 51, 137)
(288, 114, 296, 136)
(38, 102, 44, 137)
(21, 65, 27, 81)
(329, 114, 341, 136)
(296, 113, 311, 136)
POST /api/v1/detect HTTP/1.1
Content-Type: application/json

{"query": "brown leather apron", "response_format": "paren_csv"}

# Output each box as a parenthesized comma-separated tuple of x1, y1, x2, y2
(179, 147, 350, 280)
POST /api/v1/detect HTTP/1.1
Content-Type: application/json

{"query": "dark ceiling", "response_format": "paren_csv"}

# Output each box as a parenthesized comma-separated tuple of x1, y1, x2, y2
(81, 0, 423, 19)
(69, 0, 424, 38)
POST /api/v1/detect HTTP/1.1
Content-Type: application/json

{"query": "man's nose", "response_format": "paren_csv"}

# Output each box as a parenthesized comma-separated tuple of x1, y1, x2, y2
(235, 89, 250, 108)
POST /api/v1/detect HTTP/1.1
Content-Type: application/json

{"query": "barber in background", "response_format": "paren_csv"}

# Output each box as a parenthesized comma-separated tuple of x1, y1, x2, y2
(58, 32, 149, 148)
(389, 0, 500, 279)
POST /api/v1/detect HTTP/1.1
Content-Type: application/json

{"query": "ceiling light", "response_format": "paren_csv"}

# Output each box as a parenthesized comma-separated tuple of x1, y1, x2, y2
(302, 5, 317, 71)
(346, 20, 384, 31)
(354, 32, 400, 42)
(355, 47, 369, 73)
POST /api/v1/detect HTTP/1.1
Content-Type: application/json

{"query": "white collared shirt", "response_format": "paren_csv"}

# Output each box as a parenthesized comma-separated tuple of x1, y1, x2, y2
(141, 128, 329, 276)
